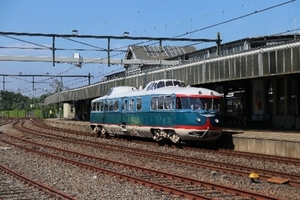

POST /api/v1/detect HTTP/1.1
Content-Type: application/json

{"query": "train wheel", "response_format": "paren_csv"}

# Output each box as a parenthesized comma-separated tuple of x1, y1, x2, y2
(152, 129, 162, 141)
(100, 127, 109, 138)
(93, 126, 101, 137)
(168, 133, 181, 144)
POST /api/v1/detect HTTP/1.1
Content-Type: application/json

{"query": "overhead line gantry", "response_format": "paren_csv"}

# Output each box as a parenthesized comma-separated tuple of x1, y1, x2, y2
(0, 31, 222, 67)
(0, 73, 92, 91)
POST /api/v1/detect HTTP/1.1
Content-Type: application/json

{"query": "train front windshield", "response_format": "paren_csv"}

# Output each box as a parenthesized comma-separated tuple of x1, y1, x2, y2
(177, 97, 221, 110)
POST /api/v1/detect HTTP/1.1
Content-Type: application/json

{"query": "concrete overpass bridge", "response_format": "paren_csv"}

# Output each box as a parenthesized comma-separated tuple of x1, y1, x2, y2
(44, 39, 300, 129)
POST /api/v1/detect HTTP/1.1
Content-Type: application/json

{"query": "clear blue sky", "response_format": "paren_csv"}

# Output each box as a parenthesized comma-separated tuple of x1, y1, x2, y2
(0, 0, 299, 97)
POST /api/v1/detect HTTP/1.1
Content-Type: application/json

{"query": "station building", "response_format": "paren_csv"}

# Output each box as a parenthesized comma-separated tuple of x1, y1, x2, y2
(45, 33, 300, 130)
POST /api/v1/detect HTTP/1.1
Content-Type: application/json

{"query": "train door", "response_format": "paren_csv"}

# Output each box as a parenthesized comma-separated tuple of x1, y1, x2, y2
(103, 98, 108, 124)
(121, 98, 128, 126)
(170, 94, 176, 126)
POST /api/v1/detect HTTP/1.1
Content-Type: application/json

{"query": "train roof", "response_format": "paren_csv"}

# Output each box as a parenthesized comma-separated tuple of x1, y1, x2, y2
(143, 79, 185, 91)
(92, 86, 137, 102)
(92, 82, 221, 102)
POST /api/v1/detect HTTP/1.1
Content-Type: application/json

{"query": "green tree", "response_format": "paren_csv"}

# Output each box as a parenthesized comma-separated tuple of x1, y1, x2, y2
(49, 79, 69, 93)
(48, 79, 69, 118)
(0, 78, 69, 118)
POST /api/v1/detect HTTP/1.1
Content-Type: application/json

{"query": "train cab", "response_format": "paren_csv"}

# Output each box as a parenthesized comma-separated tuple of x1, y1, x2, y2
(144, 79, 186, 91)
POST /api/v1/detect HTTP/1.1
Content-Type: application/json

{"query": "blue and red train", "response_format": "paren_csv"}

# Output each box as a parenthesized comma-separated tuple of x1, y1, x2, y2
(90, 79, 223, 144)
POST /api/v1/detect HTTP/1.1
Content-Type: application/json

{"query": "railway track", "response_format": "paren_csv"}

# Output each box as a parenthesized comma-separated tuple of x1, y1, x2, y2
(1, 119, 298, 199)
(33, 119, 300, 167)
(17, 119, 300, 188)
(1, 132, 280, 200)
(0, 119, 14, 127)
(0, 163, 77, 200)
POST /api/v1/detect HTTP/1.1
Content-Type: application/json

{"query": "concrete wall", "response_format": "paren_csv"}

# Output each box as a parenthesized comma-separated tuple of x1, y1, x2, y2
(63, 103, 75, 119)
(46, 119, 300, 159)
(45, 120, 92, 133)
(231, 135, 300, 159)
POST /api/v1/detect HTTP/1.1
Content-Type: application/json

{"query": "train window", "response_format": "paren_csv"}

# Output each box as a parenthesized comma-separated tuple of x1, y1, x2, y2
(189, 97, 201, 110)
(157, 81, 165, 89)
(96, 102, 99, 111)
(104, 101, 108, 111)
(109, 100, 113, 111)
(92, 102, 96, 111)
(151, 97, 158, 110)
(158, 96, 164, 109)
(129, 99, 134, 111)
(99, 102, 103, 111)
(201, 98, 212, 110)
(164, 96, 171, 109)
(114, 100, 118, 111)
(122, 99, 127, 111)
(91, 102, 96, 111)
(146, 82, 154, 91)
(212, 98, 221, 110)
(136, 98, 142, 111)
(210, 99, 221, 110)
(174, 81, 185, 87)
(176, 98, 182, 109)
(181, 97, 191, 109)
(93, 102, 96, 111)
(166, 81, 173, 86)
(91, 102, 95, 111)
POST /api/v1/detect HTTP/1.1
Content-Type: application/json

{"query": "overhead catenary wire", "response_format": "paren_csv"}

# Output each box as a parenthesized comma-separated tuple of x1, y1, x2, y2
(81, 0, 296, 78)
(0, 0, 296, 96)
(0, 46, 127, 52)
(1, 35, 51, 49)
(23, 21, 300, 94)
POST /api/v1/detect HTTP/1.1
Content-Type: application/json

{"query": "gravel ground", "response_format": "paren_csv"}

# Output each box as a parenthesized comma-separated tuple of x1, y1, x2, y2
(1, 121, 300, 200)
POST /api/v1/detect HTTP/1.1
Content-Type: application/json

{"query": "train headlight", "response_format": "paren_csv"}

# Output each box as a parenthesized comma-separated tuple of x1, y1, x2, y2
(196, 117, 201, 122)
(215, 119, 219, 123)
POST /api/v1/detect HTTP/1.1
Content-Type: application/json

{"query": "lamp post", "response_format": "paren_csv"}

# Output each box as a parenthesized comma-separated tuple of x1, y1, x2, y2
(40, 102, 43, 119)
(17, 103, 25, 118)
(30, 104, 33, 118)
(6, 101, 9, 118)
(58, 107, 61, 119)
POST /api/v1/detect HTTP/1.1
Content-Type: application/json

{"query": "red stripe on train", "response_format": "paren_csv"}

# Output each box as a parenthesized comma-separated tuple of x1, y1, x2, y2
(174, 119, 221, 130)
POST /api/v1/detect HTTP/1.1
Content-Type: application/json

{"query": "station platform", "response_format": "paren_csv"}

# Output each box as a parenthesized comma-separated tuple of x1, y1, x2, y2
(43, 118, 300, 159)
